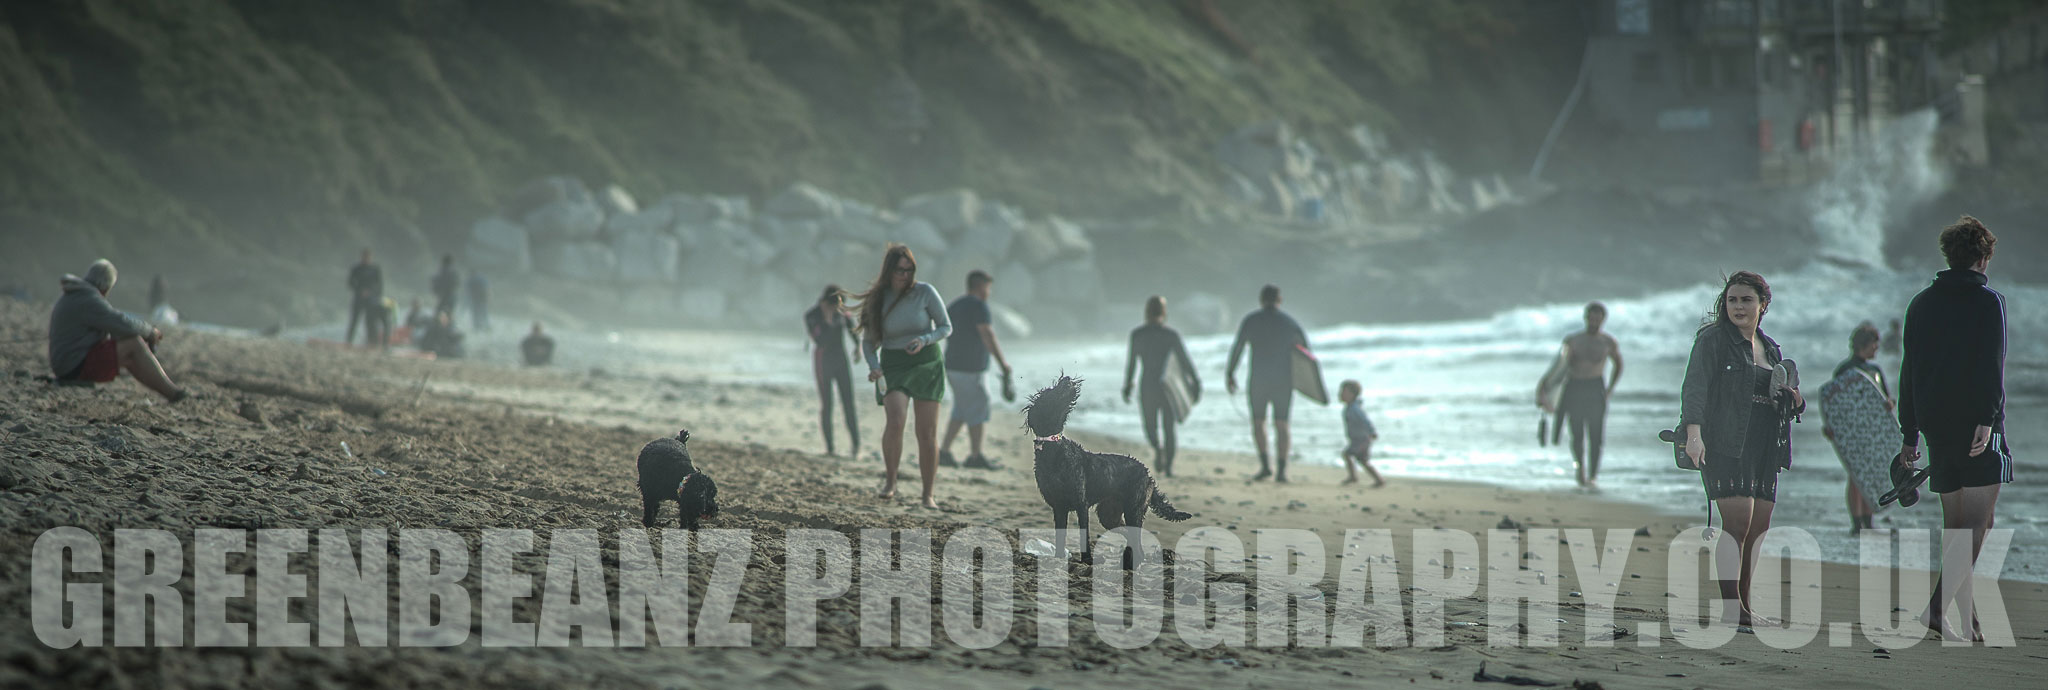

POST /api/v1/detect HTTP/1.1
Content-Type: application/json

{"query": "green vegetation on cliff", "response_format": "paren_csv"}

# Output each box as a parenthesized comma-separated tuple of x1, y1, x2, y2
(0, 0, 1578, 324)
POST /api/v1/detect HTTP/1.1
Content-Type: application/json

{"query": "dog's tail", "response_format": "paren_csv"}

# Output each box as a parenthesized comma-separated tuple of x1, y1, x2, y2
(1024, 375, 1081, 438)
(1148, 486, 1192, 521)
(675, 429, 691, 445)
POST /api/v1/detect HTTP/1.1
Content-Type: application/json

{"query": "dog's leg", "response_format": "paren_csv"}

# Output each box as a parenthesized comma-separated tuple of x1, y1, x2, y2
(642, 494, 660, 528)
(1077, 505, 1093, 564)
(1052, 508, 1070, 559)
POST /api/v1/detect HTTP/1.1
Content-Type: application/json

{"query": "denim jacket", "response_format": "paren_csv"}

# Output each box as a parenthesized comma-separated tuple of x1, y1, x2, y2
(1680, 322, 1803, 468)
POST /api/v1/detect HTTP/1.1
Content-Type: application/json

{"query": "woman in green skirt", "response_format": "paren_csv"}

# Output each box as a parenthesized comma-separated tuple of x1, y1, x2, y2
(855, 244, 953, 508)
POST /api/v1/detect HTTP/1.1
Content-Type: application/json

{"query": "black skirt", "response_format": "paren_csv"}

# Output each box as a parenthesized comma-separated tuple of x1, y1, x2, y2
(1702, 370, 1785, 501)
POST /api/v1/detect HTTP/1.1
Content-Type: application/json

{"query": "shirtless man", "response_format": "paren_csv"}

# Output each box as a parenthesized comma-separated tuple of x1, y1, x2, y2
(1558, 302, 1623, 489)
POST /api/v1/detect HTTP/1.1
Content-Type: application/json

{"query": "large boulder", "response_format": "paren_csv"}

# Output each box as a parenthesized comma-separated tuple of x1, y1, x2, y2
(994, 261, 1037, 304)
(1045, 215, 1096, 259)
(603, 202, 677, 238)
(677, 287, 728, 323)
(744, 272, 805, 328)
(899, 189, 980, 232)
(505, 176, 593, 218)
(772, 243, 826, 286)
(660, 193, 751, 225)
(834, 210, 893, 244)
(758, 217, 824, 247)
(535, 242, 620, 282)
(523, 197, 606, 241)
(598, 184, 640, 217)
(952, 214, 1017, 261)
(989, 301, 1034, 340)
(765, 182, 842, 220)
(613, 231, 681, 283)
(465, 217, 532, 273)
(890, 217, 950, 255)
(1036, 258, 1103, 305)
(818, 240, 879, 285)
(931, 250, 996, 302)
(1012, 220, 1064, 266)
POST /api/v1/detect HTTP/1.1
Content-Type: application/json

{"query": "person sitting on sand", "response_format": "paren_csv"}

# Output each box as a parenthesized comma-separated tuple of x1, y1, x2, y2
(404, 297, 433, 344)
(853, 243, 952, 509)
(1337, 380, 1383, 487)
(1823, 321, 1891, 534)
(47, 259, 188, 402)
(521, 321, 556, 367)
(417, 311, 465, 359)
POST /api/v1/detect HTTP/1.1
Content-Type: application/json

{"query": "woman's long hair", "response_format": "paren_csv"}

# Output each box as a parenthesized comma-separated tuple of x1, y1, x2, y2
(850, 244, 916, 337)
(1700, 271, 1771, 334)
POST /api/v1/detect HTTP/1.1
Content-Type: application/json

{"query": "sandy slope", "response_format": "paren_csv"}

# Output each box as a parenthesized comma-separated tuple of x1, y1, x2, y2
(0, 298, 2043, 689)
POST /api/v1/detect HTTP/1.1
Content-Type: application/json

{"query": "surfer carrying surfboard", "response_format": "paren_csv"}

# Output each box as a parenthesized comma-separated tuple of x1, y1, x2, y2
(1124, 296, 1200, 477)
(1557, 302, 1623, 489)
(1225, 284, 1311, 482)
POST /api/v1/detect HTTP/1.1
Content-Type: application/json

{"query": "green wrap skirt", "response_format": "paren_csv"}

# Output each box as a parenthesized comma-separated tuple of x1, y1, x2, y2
(879, 343, 946, 403)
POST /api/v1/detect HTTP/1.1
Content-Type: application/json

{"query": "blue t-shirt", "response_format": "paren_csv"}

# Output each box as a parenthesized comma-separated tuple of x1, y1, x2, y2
(1343, 399, 1378, 443)
(945, 295, 992, 372)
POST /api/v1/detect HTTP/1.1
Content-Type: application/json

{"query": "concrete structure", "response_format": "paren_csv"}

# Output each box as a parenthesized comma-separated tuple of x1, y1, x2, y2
(1571, 0, 1942, 185)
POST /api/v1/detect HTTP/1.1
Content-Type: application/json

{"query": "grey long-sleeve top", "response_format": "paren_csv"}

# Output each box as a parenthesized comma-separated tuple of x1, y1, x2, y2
(49, 275, 152, 377)
(862, 282, 952, 371)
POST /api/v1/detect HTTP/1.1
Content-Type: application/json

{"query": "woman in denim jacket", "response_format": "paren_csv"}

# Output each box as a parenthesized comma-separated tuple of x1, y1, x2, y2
(1681, 271, 1805, 628)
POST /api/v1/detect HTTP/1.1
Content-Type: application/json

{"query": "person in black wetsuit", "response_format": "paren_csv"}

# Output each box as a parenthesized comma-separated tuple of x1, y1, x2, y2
(521, 321, 556, 367)
(1123, 295, 1199, 477)
(1824, 321, 1890, 534)
(805, 285, 860, 457)
(431, 254, 460, 322)
(1226, 284, 1310, 482)
(346, 249, 388, 349)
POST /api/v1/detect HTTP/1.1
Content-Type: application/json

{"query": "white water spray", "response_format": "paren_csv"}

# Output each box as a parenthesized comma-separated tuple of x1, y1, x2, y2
(1807, 109, 1949, 267)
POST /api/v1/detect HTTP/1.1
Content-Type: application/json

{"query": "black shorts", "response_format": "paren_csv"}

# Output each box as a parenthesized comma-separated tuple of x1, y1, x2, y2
(1247, 382, 1292, 422)
(1924, 430, 2014, 494)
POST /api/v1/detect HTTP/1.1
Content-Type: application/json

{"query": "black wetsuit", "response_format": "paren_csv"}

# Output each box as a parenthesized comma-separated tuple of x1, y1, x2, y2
(1125, 322, 1198, 474)
(431, 266, 459, 321)
(346, 262, 387, 347)
(1560, 332, 1613, 480)
(807, 305, 860, 454)
(1226, 307, 1308, 422)
(521, 333, 556, 366)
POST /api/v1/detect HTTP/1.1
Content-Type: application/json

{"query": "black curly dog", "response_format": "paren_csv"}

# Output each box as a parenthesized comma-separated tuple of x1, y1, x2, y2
(1025, 376, 1192, 568)
(637, 429, 720, 529)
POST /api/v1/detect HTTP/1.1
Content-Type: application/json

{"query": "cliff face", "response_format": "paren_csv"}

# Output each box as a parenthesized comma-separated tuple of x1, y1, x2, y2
(0, 0, 1582, 325)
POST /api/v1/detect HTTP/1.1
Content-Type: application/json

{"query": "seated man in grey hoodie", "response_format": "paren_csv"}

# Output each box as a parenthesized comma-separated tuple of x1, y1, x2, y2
(49, 259, 187, 401)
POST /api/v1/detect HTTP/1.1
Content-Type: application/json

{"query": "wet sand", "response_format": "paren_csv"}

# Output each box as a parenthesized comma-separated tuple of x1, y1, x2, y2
(1, 298, 2043, 689)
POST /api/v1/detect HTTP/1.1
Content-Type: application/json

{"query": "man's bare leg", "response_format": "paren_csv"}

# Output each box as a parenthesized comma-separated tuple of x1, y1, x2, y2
(115, 336, 182, 400)
(1274, 420, 1292, 482)
(1250, 417, 1271, 479)
(1925, 484, 2000, 641)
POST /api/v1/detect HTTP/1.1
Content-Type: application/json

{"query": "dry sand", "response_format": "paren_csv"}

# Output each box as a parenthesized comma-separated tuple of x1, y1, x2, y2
(1, 298, 2043, 689)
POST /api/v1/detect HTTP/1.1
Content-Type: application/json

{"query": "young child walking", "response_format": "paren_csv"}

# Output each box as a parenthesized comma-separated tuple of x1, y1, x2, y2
(1338, 380, 1383, 487)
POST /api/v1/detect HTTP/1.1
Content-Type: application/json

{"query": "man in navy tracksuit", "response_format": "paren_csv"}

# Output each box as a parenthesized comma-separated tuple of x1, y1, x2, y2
(1897, 215, 2010, 642)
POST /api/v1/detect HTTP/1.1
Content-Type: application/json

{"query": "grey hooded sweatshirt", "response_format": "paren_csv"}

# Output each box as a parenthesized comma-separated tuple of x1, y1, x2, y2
(49, 275, 151, 378)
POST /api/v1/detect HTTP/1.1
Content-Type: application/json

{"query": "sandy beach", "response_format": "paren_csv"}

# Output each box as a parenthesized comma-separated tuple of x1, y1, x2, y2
(2, 298, 2044, 689)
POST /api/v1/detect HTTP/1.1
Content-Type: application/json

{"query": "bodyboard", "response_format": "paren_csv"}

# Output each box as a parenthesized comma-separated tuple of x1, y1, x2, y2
(1818, 368, 1898, 511)
(1537, 345, 1570, 411)
(1162, 350, 1201, 424)
(1292, 344, 1329, 406)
